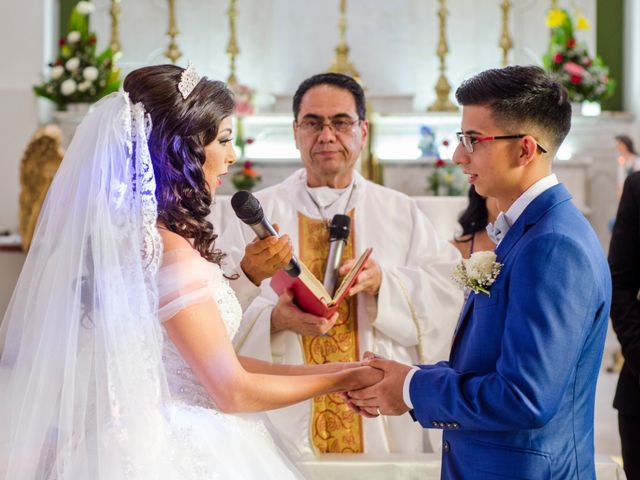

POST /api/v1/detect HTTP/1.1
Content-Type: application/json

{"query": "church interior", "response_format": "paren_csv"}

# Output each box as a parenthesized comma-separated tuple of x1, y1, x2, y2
(0, 1, 637, 478)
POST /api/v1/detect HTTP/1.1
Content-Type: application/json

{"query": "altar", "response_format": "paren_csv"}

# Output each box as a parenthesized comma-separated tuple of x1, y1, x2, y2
(297, 453, 625, 480)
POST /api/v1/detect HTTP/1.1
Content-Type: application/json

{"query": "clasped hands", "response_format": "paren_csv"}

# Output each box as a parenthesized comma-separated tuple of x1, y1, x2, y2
(343, 351, 413, 418)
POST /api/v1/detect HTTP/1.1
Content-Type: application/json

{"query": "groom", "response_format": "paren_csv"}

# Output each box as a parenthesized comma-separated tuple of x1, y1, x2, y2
(347, 65, 611, 479)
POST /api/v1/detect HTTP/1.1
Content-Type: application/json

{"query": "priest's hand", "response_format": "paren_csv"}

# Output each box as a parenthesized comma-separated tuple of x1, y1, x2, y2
(339, 257, 382, 296)
(271, 289, 338, 336)
(240, 224, 294, 286)
(346, 353, 412, 417)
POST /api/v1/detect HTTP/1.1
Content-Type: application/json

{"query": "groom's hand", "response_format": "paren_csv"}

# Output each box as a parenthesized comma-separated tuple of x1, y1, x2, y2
(347, 356, 412, 416)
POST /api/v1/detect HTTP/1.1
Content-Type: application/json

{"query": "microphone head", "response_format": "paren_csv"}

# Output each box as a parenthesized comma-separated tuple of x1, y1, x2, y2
(329, 214, 351, 241)
(231, 190, 264, 225)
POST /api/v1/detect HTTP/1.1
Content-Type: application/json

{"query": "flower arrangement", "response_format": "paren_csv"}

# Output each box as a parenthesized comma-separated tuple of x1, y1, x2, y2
(33, 1, 120, 110)
(542, 7, 615, 103)
(452, 251, 502, 296)
(231, 160, 262, 191)
(427, 157, 466, 196)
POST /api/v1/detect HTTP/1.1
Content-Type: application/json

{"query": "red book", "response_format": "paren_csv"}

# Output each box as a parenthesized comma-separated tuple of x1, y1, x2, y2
(270, 247, 373, 318)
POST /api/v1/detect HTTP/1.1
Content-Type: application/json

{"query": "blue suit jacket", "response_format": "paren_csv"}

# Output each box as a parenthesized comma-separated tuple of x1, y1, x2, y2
(410, 184, 611, 479)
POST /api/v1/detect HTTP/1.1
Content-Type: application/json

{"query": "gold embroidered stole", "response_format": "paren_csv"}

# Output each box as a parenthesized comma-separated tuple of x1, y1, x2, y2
(298, 210, 363, 453)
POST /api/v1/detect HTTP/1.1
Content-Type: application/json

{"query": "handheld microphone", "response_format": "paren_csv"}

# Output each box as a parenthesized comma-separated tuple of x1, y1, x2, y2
(231, 190, 301, 277)
(323, 214, 351, 296)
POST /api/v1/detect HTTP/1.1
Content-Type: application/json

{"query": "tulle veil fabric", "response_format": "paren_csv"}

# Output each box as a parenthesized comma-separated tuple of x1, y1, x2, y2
(0, 92, 180, 478)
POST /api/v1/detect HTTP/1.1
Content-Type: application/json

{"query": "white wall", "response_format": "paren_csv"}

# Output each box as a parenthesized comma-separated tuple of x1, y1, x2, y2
(0, 0, 54, 232)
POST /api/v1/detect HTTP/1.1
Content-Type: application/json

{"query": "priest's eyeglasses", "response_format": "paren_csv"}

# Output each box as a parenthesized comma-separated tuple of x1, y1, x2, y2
(456, 132, 548, 154)
(297, 116, 360, 135)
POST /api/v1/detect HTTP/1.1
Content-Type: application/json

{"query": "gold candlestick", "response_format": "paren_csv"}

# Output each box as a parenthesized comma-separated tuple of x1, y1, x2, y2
(427, 0, 457, 112)
(499, 1, 513, 66)
(327, 0, 361, 83)
(109, 0, 121, 55)
(165, 0, 182, 64)
(226, 0, 239, 85)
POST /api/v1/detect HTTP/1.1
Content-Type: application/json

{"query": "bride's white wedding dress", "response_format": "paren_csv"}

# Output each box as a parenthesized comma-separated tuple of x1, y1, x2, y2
(158, 248, 301, 479)
(0, 92, 302, 479)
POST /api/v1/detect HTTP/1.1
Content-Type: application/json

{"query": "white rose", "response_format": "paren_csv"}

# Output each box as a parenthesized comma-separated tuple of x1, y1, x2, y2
(75, 1, 95, 15)
(67, 31, 81, 43)
(50, 65, 64, 80)
(465, 251, 497, 279)
(77, 80, 92, 92)
(83, 66, 99, 81)
(65, 57, 80, 72)
(60, 79, 77, 96)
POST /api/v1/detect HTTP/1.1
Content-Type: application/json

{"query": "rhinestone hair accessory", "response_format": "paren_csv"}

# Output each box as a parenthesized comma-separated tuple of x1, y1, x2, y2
(178, 61, 201, 99)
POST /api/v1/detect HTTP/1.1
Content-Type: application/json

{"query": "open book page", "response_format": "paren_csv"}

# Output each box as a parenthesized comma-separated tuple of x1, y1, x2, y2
(331, 247, 373, 304)
(298, 261, 331, 303)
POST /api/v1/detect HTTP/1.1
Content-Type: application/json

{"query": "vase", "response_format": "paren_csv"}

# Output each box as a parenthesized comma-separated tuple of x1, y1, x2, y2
(51, 102, 92, 148)
(580, 101, 601, 116)
(570, 101, 601, 117)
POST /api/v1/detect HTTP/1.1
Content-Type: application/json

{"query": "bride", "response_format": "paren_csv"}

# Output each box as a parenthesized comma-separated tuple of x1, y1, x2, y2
(0, 64, 381, 479)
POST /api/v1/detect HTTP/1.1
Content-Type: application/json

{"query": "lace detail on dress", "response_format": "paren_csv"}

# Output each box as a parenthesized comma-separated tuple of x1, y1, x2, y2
(158, 249, 243, 409)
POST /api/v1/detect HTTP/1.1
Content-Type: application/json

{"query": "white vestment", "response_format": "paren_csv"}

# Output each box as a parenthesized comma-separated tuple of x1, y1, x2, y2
(218, 169, 463, 458)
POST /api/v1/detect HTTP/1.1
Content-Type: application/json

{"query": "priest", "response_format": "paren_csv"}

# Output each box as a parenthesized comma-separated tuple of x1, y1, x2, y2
(219, 72, 463, 457)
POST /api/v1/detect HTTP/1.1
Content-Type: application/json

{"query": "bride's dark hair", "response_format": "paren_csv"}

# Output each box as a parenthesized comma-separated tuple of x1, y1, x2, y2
(123, 65, 234, 265)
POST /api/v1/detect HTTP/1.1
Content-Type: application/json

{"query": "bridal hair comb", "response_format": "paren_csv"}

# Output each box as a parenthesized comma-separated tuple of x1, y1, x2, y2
(178, 61, 201, 99)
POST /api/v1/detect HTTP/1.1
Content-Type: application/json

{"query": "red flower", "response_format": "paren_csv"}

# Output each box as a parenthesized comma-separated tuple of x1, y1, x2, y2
(243, 160, 253, 169)
(55, 59, 63, 66)
(442, 139, 449, 147)
(553, 53, 563, 63)
(567, 38, 576, 48)
(435, 159, 446, 167)
(570, 74, 582, 85)
(58, 37, 66, 46)
(245, 138, 254, 145)
(88, 35, 97, 45)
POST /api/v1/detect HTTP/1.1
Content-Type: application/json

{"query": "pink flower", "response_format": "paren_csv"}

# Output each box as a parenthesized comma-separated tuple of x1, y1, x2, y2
(563, 61, 586, 77)
(235, 100, 254, 116)
(243, 160, 253, 169)
(553, 53, 563, 63)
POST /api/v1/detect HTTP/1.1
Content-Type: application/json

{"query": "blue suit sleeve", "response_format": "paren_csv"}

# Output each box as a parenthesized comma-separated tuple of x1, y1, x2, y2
(410, 233, 605, 431)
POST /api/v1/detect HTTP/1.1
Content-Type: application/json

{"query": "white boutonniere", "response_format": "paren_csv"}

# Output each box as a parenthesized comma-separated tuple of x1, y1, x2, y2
(452, 251, 502, 295)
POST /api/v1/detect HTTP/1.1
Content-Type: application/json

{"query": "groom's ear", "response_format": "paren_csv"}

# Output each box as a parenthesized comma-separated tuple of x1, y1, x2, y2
(518, 135, 539, 167)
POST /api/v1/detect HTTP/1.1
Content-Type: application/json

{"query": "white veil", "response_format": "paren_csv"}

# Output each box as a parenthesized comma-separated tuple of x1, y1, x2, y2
(0, 92, 177, 478)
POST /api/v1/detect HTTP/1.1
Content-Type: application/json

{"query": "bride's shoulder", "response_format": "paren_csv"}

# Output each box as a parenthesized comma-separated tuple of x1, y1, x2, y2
(158, 228, 212, 268)
(158, 227, 192, 251)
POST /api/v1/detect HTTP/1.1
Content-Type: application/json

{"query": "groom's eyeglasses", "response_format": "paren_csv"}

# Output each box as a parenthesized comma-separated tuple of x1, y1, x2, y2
(456, 132, 548, 154)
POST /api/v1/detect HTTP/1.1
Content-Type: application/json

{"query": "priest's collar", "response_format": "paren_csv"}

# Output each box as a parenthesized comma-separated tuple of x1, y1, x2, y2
(300, 171, 357, 209)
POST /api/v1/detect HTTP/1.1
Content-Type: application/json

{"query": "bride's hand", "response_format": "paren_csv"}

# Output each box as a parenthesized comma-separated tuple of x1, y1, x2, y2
(339, 365, 384, 392)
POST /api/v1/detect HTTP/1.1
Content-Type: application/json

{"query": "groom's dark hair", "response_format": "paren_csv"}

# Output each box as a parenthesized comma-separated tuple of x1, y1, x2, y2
(455, 65, 572, 156)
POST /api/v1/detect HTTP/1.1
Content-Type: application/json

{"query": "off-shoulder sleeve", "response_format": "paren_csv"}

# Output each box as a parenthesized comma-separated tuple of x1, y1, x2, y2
(157, 248, 222, 323)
